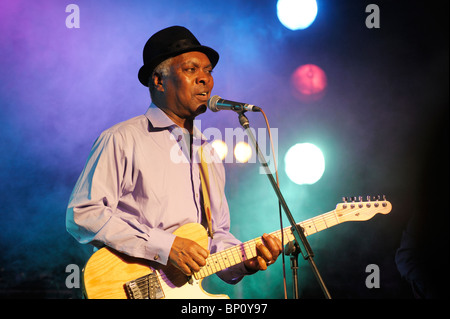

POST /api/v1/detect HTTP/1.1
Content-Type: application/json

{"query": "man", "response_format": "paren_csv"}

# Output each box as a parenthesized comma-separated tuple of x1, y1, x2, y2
(66, 26, 281, 288)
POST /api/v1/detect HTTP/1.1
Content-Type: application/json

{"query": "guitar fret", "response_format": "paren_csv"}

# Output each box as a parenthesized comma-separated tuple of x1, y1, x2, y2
(298, 211, 339, 237)
(324, 211, 339, 228)
(313, 216, 325, 232)
(229, 246, 240, 265)
(216, 253, 225, 270)
(221, 250, 231, 269)
(300, 220, 313, 236)
(323, 215, 328, 228)
(242, 242, 251, 261)
(210, 256, 220, 273)
(332, 210, 339, 225)
(245, 239, 259, 260)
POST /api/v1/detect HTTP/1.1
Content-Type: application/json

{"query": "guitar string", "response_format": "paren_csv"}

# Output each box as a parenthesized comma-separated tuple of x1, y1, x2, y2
(129, 203, 374, 296)
(132, 272, 166, 299)
(199, 208, 345, 277)
(131, 277, 148, 299)
(196, 201, 389, 279)
(139, 201, 365, 284)
(106, 201, 391, 291)
(198, 214, 325, 278)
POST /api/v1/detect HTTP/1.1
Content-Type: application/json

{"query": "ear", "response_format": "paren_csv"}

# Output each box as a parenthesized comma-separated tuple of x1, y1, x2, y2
(152, 72, 165, 92)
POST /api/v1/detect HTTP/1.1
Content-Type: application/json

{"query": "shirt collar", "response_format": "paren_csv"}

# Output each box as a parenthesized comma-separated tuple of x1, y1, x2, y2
(145, 103, 176, 129)
(144, 103, 207, 142)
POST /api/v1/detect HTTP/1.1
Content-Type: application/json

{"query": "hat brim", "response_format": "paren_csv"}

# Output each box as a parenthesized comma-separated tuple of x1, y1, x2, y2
(138, 45, 219, 87)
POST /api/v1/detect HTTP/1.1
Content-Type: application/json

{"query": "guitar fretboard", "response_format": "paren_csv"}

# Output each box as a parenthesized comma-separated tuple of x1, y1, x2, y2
(194, 209, 340, 280)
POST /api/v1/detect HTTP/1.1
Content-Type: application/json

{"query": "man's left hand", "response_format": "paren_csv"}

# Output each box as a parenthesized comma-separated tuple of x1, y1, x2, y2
(244, 233, 282, 272)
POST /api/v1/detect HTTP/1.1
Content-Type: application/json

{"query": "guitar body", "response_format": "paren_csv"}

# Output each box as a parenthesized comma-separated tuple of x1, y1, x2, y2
(82, 223, 229, 299)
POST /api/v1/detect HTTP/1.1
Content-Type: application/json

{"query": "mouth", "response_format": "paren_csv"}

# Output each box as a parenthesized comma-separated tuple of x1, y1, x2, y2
(196, 92, 209, 101)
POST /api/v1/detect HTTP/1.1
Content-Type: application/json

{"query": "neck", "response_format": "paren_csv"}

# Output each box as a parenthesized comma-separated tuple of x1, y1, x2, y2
(154, 103, 194, 134)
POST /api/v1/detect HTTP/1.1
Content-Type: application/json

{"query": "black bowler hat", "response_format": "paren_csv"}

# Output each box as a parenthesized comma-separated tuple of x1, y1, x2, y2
(138, 26, 219, 87)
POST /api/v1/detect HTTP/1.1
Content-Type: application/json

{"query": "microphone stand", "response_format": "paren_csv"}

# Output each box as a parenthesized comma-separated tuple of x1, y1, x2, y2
(237, 112, 331, 299)
(285, 241, 300, 299)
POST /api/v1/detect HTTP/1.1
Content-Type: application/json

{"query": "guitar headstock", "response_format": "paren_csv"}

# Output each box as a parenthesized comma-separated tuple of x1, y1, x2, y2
(335, 195, 392, 223)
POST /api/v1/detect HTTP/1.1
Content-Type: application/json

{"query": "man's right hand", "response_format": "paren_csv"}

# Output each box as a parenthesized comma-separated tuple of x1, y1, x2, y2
(169, 236, 209, 276)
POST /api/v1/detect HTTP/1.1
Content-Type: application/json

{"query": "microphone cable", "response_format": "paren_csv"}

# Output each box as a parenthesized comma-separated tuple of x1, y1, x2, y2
(259, 108, 288, 299)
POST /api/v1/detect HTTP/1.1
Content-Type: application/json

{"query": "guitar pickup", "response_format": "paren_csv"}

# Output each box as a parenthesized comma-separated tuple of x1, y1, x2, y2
(125, 272, 164, 299)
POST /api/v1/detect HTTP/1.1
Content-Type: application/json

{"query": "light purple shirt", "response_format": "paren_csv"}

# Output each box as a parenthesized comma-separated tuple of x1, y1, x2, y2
(66, 104, 249, 283)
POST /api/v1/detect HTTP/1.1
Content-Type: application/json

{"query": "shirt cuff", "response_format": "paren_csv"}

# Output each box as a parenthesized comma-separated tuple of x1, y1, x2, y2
(145, 228, 176, 265)
(216, 261, 256, 285)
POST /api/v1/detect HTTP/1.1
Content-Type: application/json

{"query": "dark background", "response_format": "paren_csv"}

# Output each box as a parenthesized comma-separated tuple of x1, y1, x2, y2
(0, 0, 448, 299)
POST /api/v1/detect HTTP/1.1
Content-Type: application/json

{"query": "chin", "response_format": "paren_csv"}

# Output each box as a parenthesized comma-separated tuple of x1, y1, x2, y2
(195, 104, 207, 115)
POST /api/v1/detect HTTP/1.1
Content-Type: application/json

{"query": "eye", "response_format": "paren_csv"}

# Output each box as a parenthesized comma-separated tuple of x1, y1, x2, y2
(185, 67, 196, 74)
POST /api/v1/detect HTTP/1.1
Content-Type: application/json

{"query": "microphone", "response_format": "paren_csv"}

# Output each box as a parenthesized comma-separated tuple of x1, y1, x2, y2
(207, 95, 261, 113)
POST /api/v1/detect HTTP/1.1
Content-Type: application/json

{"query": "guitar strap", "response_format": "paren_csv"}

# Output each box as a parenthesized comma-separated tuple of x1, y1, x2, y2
(198, 145, 214, 239)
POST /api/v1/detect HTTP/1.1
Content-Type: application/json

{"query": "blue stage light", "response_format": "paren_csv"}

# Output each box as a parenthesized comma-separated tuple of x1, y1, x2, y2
(277, 0, 318, 30)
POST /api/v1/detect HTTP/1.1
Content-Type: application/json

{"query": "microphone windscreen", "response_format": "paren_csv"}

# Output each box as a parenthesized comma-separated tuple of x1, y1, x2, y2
(207, 95, 221, 112)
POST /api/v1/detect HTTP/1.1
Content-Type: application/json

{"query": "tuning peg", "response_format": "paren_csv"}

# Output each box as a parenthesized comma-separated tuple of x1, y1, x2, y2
(350, 197, 356, 208)
(374, 195, 380, 207)
(366, 195, 371, 201)
(342, 197, 348, 209)
(358, 196, 364, 207)
(382, 195, 388, 207)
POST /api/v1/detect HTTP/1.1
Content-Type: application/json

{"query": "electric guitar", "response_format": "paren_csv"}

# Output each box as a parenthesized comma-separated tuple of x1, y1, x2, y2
(82, 196, 392, 299)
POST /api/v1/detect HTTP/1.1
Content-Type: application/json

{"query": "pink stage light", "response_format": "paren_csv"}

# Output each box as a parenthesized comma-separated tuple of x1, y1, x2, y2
(291, 64, 327, 102)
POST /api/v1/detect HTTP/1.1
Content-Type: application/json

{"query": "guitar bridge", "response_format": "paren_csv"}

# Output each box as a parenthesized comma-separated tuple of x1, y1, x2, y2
(125, 272, 164, 299)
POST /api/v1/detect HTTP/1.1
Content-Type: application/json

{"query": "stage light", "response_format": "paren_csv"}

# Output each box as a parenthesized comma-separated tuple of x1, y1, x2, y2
(211, 140, 228, 161)
(234, 141, 252, 163)
(291, 64, 327, 102)
(284, 143, 325, 185)
(277, 0, 318, 30)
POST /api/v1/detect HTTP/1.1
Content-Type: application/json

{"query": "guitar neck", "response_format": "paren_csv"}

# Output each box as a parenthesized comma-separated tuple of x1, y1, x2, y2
(194, 209, 339, 280)
(194, 197, 392, 280)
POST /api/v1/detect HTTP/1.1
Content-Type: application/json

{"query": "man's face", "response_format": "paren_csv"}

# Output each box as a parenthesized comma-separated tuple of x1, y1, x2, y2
(163, 51, 214, 119)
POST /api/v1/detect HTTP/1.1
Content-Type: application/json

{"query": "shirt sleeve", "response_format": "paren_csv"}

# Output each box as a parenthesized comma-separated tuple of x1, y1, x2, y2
(66, 130, 175, 265)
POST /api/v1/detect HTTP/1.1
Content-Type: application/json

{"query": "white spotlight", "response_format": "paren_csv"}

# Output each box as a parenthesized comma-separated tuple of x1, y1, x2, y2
(284, 143, 325, 185)
(277, 0, 318, 30)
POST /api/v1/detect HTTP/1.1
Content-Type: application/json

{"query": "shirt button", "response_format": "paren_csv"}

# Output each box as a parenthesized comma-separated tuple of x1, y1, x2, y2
(153, 254, 159, 261)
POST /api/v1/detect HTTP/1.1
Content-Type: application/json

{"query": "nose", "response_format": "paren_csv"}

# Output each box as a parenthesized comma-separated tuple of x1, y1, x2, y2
(197, 69, 213, 86)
